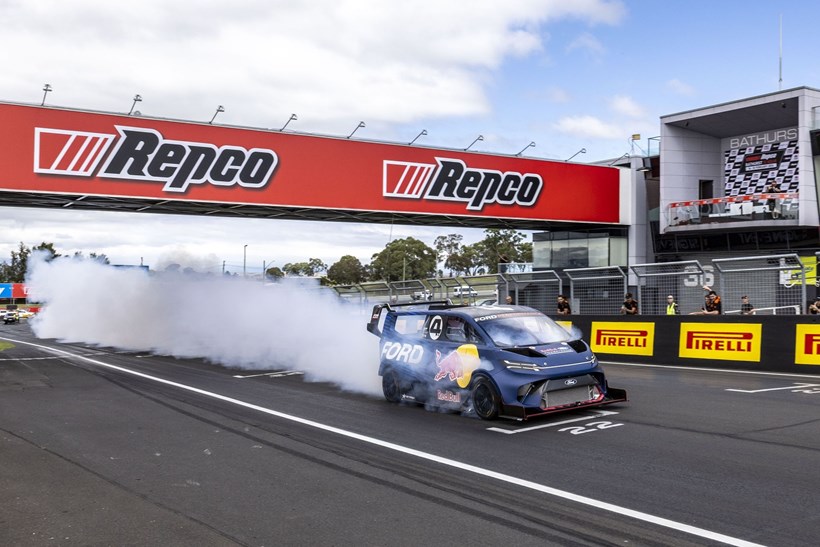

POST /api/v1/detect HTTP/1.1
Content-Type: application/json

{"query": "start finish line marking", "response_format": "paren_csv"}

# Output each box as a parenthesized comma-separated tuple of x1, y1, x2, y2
(726, 383, 820, 394)
(487, 410, 620, 435)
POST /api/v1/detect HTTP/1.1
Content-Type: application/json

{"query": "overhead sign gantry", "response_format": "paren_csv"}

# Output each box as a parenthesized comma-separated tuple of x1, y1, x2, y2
(0, 102, 625, 230)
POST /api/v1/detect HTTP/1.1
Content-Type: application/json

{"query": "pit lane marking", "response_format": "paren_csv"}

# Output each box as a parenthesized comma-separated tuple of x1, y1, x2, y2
(726, 382, 820, 394)
(233, 371, 304, 379)
(487, 410, 620, 435)
(0, 335, 763, 547)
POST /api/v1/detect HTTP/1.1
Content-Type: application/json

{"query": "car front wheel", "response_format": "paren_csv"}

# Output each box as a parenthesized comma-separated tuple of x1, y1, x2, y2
(471, 377, 500, 420)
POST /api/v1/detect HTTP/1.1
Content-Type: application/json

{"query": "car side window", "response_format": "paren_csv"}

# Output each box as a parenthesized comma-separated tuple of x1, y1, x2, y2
(446, 319, 467, 342)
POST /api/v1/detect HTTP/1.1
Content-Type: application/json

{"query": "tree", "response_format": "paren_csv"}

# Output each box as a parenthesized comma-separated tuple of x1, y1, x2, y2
(326, 255, 366, 284)
(1, 242, 62, 282)
(473, 229, 530, 273)
(282, 258, 328, 277)
(73, 251, 111, 264)
(369, 237, 437, 282)
(265, 266, 284, 280)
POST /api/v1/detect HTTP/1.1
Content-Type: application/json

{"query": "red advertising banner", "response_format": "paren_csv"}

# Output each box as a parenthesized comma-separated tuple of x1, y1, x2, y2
(12, 283, 28, 299)
(0, 102, 621, 223)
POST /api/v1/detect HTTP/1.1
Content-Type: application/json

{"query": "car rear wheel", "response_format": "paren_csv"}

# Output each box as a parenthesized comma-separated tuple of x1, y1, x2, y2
(471, 377, 500, 420)
(382, 369, 403, 403)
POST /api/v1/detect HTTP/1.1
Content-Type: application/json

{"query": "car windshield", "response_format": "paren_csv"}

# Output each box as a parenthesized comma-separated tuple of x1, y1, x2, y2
(478, 313, 572, 346)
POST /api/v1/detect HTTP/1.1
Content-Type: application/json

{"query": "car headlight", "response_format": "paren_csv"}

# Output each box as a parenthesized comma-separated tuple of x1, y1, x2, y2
(503, 360, 545, 371)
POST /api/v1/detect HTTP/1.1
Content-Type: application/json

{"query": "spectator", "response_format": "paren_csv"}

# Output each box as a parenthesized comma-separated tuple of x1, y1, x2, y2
(665, 295, 680, 315)
(505, 295, 514, 305)
(809, 297, 820, 314)
(620, 293, 639, 315)
(556, 294, 571, 315)
(740, 295, 756, 315)
(690, 286, 722, 315)
(765, 180, 780, 219)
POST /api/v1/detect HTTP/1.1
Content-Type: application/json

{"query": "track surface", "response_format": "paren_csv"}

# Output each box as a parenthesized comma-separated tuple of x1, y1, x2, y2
(2, 321, 820, 546)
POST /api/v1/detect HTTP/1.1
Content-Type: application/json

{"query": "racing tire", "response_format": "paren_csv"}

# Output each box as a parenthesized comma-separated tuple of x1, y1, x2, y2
(381, 369, 403, 403)
(471, 377, 500, 420)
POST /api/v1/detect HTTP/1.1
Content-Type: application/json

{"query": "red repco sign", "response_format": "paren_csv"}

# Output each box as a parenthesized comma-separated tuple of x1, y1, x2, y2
(383, 158, 542, 211)
(35, 126, 278, 192)
(1, 102, 622, 222)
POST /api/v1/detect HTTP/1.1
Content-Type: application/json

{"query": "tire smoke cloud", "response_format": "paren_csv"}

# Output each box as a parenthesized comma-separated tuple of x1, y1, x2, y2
(27, 257, 381, 395)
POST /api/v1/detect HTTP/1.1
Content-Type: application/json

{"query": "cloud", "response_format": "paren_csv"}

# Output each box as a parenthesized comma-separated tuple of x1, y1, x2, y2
(546, 86, 571, 103)
(565, 32, 606, 57)
(552, 115, 623, 139)
(667, 78, 696, 96)
(610, 95, 646, 118)
(0, 1, 624, 135)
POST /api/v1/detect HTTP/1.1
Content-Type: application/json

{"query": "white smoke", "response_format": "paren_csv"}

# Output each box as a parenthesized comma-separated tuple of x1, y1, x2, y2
(26, 256, 381, 395)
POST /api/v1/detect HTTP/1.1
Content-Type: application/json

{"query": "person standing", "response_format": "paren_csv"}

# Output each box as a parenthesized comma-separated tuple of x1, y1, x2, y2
(765, 180, 781, 219)
(691, 286, 722, 315)
(665, 295, 680, 315)
(620, 293, 639, 315)
(740, 295, 756, 315)
(556, 295, 571, 315)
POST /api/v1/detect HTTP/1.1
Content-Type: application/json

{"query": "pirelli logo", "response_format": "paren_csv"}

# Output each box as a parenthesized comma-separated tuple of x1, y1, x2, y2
(794, 325, 820, 365)
(590, 322, 654, 356)
(679, 323, 761, 362)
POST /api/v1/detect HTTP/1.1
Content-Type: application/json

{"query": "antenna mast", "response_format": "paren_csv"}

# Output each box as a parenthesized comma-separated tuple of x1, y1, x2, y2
(778, 14, 783, 90)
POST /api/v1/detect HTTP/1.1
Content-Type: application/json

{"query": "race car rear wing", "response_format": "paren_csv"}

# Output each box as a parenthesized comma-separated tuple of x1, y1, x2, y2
(365, 300, 453, 337)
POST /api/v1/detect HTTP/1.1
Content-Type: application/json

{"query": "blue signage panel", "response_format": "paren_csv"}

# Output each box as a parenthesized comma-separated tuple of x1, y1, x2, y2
(0, 283, 11, 299)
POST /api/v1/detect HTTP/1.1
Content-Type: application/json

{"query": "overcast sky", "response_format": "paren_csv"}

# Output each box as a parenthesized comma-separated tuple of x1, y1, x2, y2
(2, 0, 819, 272)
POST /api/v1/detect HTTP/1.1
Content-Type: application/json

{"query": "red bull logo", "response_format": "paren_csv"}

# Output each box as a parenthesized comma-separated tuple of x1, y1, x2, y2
(436, 390, 461, 403)
(433, 344, 480, 388)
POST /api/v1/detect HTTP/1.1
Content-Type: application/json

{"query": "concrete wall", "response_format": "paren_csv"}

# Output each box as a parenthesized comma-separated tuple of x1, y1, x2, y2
(659, 125, 722, 232)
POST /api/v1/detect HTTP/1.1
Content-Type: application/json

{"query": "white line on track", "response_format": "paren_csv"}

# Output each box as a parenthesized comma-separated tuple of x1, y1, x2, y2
(0, 335, 763, 547)
(726, 383, 820, 393)
(487, 410, 619, 435)
(233, 371, 304, 379)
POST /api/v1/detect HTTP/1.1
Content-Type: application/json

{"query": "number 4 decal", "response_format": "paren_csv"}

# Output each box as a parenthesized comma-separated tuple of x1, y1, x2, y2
(558, 421, 624, 435)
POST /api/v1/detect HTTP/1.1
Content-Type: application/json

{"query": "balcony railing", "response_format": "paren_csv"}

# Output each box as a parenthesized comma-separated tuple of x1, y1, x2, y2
(666, 193, 798, 227)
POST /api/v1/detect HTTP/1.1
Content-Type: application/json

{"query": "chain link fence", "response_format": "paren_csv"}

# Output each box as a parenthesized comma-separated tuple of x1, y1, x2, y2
(504, 270, 562, 314)
(630, 260, 707, 315)
(565, 266, 627, 315)
(331, 253, 816, 315)
(714, 254, 806, 315)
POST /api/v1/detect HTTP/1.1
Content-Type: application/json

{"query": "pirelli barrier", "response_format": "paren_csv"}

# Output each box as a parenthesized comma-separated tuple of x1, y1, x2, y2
(551, 315, 820, 375)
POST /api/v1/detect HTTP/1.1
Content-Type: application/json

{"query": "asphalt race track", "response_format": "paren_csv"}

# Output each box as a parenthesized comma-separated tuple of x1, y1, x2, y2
(2, 321, 820, 546)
